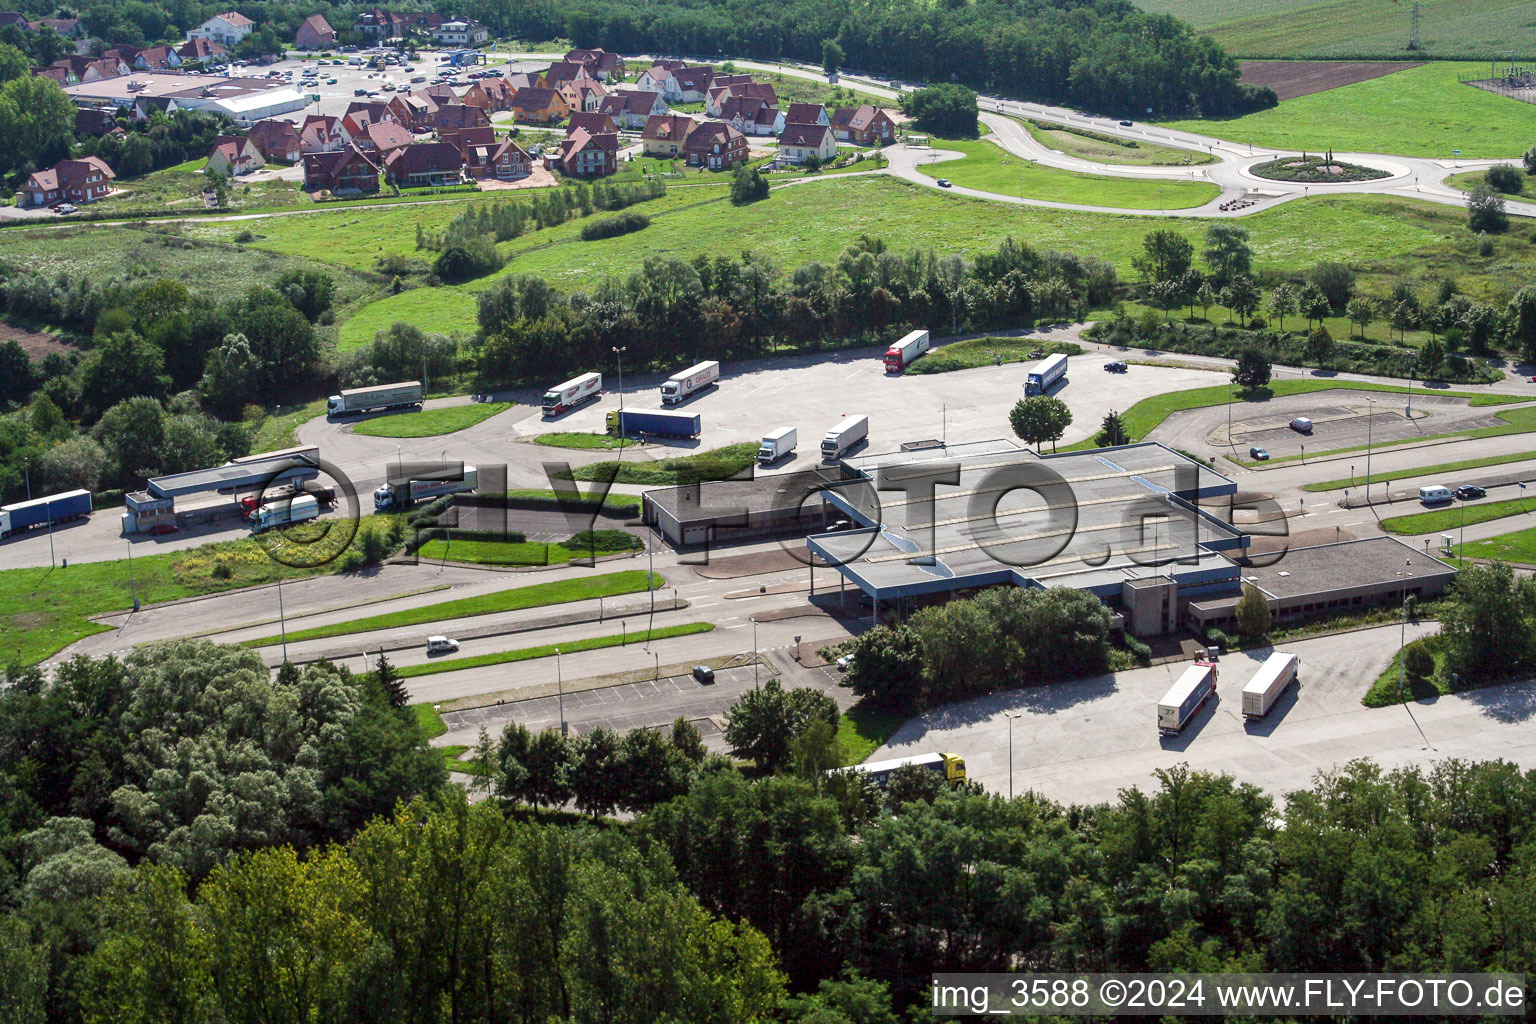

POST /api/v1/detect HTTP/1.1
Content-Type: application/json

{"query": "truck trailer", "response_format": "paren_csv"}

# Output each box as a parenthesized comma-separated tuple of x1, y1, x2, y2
(1241, 651, 1298, 719)
(758, 426, 797, 465)
(820, 414, 869, 461)
(373, 465, 478, 512)
(839, 752, 966, 789)
(240, 484, 336, 513)
(542, 372, 603, 416)
(1025, 353, 1068, 396)
(660, 360, 720, 404)
(1157, 661, 1218, 735)
(604, 409, 702, 438)
(0, 489, 93, 538)
(249, 493, 319, 533)
(883, 330, 930, 372)
(326, 381, 424, 418)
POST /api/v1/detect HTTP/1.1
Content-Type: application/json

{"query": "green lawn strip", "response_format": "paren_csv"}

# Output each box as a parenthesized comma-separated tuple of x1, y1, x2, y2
(1059, 379, 1519, 453)
(413, 702, 448, 739)
(505, 488, 641, 511)
(836, 703, 908, 766)
(415, 531, 641, 566)
(1362, 646, 1450, 708)
(1446, 169, 1531, 199)
(1458, 524, 1536, 564)
(914, 137, 1221, 209)
(243, 570, 662, 647)
(570, 443, 759, 485)
(250, 398, 330, 452)
(1019, 118, 1215, 166)
(905, 336, 1083, 374)
(1380, 496, 1536, 536)
(1229, 405, 1536, 468)
(1, 513, 407, 665)
(350, 402, 512, 438)
(392, 622, 714, 680)
(532, 432, 636, 450)
(1303, 451, 1536, 491)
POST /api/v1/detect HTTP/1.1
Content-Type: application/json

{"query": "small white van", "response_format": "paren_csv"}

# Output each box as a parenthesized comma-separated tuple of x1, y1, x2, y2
(1289, 417, 1313, 433)
(1418, 485, 1453, 504)
(426, 635, 460, 653)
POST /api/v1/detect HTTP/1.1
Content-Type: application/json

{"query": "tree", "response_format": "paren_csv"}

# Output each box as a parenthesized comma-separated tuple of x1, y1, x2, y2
(199, 333, 261, 419)
(570, 725, 621, 816)
(0, 75, 75, 173)
(1195, 281, 1218, 321)
(901, 83, 978, 138)
(1202, 223, 1251, 286)
(1096, 409, 1130, 447)
(1345, 296, 1378, 339)
(1266, 283, 1297, 330)
(1132, 229, 1193, 283)
(730, 165, 769, 204)
(723, 680, 840, 773)
(272, 269, 335, 322)
(841, 625, 924, 709)
(1418, 337, 1445, 378)
(1403, 639, 1435, 685)
(523, 728, 574, 808)
(1485, 164, 1524, 194)
(92, 395, 167, 486)
(78, 330, 170, 419)
(0, 41, 27, 82)
(1009, 395, 1072, 451)
(1233, 583, 1271, 639)
(1223, 274, 1261, 324)
(1507, 285, 1536, 364)
(1307, 262, 1355, 312)
(41, 436, 108, 494)
(374, 651, 409, 709)
(1388, 299, 1420, 342)
(1305, 326, 1335, 366)
(1442, 562, 1536, 679)
(0, 338, 33, 404)
(1525, 144, 1536, 175)
(1298, 283, 1331, 328)
(1231, 347, 1271, 391)
(821, 38, 844, 77)
(1467, 183, 1508, 233)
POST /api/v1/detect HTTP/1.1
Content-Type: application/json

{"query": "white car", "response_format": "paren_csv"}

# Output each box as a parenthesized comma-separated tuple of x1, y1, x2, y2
(426, 635, 460, 653)
(836, 654, 854, 671)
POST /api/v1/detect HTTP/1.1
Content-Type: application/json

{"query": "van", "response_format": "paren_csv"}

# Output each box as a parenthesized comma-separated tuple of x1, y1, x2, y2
(1418, 485, 1453, 504)
(1289, 417, 1313, 433)
(426, 635, 460, 653)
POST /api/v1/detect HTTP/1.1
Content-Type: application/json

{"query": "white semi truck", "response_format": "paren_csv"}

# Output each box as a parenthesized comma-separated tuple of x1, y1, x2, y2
(758, 426, 797, 465)
(820, 415, 868, 461)
(542, 372, 603, 416)
(883, 330, 930, 372)
(373, 466, 478, 512)
(1241, 651, 1298, 719)
(660, 360, 720, 404)
(1157, 660, 1218, 735)
(249, 493, 320, 533)
(326, 381, 424, 418)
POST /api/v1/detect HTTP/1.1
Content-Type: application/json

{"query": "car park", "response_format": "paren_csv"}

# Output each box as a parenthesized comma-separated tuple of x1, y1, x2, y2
(426, 635, 460, 653)
(692, 665, 715, 684)
(1455, 485, 1486, 499)
(1249, 446, 1269, 460)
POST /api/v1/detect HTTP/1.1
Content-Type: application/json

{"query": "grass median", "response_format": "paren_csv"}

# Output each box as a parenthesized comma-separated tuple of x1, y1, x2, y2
(1302, 451, 1536, 492)
(905, 336, 1082, 375)
(505, 488, 642, 511)
(243, 569, 662, 647)
(532, 432, 636, 450)
(1458, 525, 1536, 565)
(415, 529, 641, 566)
(392, 622, 714, 680)
(351, 402, 513, 438)
(836, 703, 908, 766)
(1381, 496, 1536, 536)
(569, 443, 759, 485)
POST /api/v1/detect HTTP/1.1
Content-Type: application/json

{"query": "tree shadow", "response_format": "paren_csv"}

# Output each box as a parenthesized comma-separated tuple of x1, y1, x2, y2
(1460, 678, 1536, 723)
(894, 673, 1120, 738)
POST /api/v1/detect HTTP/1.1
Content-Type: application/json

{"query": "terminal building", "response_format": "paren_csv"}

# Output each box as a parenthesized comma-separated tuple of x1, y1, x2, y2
(123, 446, 321, 532)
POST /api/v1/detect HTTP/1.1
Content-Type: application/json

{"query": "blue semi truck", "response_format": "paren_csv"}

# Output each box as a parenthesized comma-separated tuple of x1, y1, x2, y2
(0, 489, 93, 538)
(1025, 353, 1068, 396)
(605, 408, 701, 438)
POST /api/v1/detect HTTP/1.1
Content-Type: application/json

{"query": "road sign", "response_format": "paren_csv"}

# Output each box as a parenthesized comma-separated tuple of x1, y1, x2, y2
(1453, 149, 1462, 155)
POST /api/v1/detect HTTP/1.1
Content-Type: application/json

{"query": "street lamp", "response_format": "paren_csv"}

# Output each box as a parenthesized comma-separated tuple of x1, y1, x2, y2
(1397, 559, 1412, 700)
(752, 617, 759, 689)
(555, 647, 567, 735)
(1364, 397, 1375, 504)
(1006, 711, 1023, 800)
(127, 540, 138, 611)
(612, 345, 627, 414)
(276, 571, 288, 664)
(21, 459, 30, 501)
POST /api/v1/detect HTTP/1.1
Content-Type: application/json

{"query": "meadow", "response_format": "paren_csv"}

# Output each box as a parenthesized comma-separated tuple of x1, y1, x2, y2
(1159, 62, 1536, 159)
(351, 402, 513, 438)
(913, 139, 1221, 209)
(337, 287, 480, 350)
(1021, 121, 1216, 166)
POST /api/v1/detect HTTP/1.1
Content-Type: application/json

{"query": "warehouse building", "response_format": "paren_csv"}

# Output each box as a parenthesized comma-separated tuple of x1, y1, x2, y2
(64, 73, 310, 123)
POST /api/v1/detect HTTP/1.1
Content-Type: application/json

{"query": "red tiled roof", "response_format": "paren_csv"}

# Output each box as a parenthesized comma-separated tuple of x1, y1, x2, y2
(781, 123, 831, 147)
(642, 113, 695, 142)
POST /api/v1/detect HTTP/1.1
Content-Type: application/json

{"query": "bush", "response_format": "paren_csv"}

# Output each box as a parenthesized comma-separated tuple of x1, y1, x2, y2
(1123, 635, 1152, 666)
(1403, 638, 1435, 683)
(563, 529, 641, 553)
(730, 166, 769, 204)
(433, 234, 502, 282)
(579, 211, 650, 241)
(1485, 164, 1524, 194)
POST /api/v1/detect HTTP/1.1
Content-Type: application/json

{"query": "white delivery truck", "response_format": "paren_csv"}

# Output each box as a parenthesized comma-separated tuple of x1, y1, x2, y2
(821, 415, 869, 461)
(1241, 651, 1298, 719)
(326, 381, 425, 418)
(373, 465, 478, 512)
(249, 493, 320, 533)
(758, 426, 797, 465)
(541, 372, 603, 416)
(883, 330, 930, 372)
(660, 360, 720, 404)
(1157, 660, 1218, 735)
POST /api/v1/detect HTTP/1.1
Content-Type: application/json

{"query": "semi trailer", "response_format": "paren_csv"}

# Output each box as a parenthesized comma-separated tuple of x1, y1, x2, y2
(0, 489, 93, 538)
(373, 466, 478, 511)
(604, 409, 702, 438)
(1025, 353, 1068, 396)
(542, 372, 603, 416)
(758, 426, 797, 465)
(883, 330, 930, 372)
(326, 381, 424, 418)
(820, 414, 869, 461)
(249, 493, 320, 533)
(660, 360, 720, 404)
(1241, 651, 1298, 719)
(1157, 660, 1218, 735)
(839, 752, 967, 789)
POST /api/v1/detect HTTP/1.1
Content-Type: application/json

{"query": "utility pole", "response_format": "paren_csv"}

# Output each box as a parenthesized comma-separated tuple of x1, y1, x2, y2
(612, 345, 627, 414)
(752, 617, 758, 689)
(555, 647, 566, 735)
(127, 540, 139, 611)
(1364, 397, 1375, 504)
(21, 459, 30, 501)
(276, 571, 288, 664)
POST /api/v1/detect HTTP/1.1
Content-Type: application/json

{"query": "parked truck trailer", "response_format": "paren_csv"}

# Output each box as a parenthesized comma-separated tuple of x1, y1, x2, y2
(605, 409, 701, 438)
(1241, 651, 1298, 719)
(0, 489, 93, 538)
(839, 752, 966, 789)
(820, 414, 869, 461)
(883, 330, 930, 372)
(660, 360, 720, 404)
(249, 493, 320, 533)
(1157, 660, 1217, 735)
(326, 381, 424, 418)
(1025, 353, 1068, 396)
(758, 426, 797, 465)
(542, 372, 603, 416)
(373, 466, 478, 512)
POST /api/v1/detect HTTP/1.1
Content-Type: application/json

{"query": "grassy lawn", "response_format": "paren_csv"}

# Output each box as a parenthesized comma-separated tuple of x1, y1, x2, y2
(416, 529, 642, 566)
(392, 622, 714, 680)
(571, 443, 759, 485)
(1446, 168, 1532, 198)
(532, 432, 636, 450)
(1159, 62, 1536, 158)
(244, 569, 661, 647)
(249, 398, 329, 453)
(1060, 379, 1520, 452)
(0, 514, 406, 666)
(350, 402, 512, 438)
(1303, 451, 1536, 491)
(338, 287, 480, 351)
(914, 138, 1221, 209)
(1458, 523, 1536, 564)
(413, 702, 448, 738)
(1380, 495, 1536, 535)
(906, 336, 1083, 375)
(1362, 644, 1449, 707)
(836, 703, 908, 766)
(1021, 119, 1216, 166)
(506, 488, 642, 511)
(1226, 405, 1536, 468)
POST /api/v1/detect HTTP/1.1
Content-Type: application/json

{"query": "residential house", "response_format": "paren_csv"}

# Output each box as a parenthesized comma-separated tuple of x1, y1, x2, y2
(432, 19, 487, 46)
(682, 120, 748, 170)
(784, 102, 829, 127)
(353, 9, 410, 39)
(383, 141, 465, 187)
(669, 66, 715, 103)
(423, 83, 457, 107)
(438, 124, 494, 151)
(0, 11, 26, 29)
(299, 114, 343, 153)
(206, 134, 265, 176)
(131, 95, 180, 120)
(389, 92, 437, 131)
(641, 113, 695, 158)
(294, 14, 335, 49)
(303, 145, 379, 193)
(552, 128, 617, 178)
(101, 45, 141, 63)
(21, 157, 115, 207)
(719, 95, 782, 136)
(189, 11, 254, 46)
(503, 71, 540, 92)
(597, 89, 665, 130)
(462, 78, 515, 112)
(704, 78, 773, 117)
(132, 46, 181, 70)
(633, 60, 686, 93)
(542, 60, 594, 89)
(33, 17, 80, 37)
(345, 100, 395, 125)
(778, 122, 837, 164)
(830, 105, 899, 146)
(36, 66, 70, 85)
(567, 111, 617, 136)
(355, 120, 413, 160)
(49, 55, 127, 83)
(559, 76, 606, 114)
(564, 48, 626, 81)
(75, 108, 120, 136)
(510, 86, 570, 125)
(430, 103, 489, 133)
(462, 137, 531, 181)
(177, 38, 227, 63)
(248, 118, 301, 162)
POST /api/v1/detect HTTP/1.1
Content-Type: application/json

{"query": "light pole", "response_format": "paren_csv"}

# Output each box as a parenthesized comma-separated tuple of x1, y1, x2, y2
(46, 498, 54, 569)
(1006, 711, 1023, 800)
(752, 617, 758, 689)
(21, 459, 30, 501)
(395, 444, 402, 483)
(1364, 397, 1375, 504)
(127, 540, 138, 611)
(555, 647, 566, 735)
(276, 571, 288, 664)
(1397, 562, 1411, 700)
(612, 345, 627, 413)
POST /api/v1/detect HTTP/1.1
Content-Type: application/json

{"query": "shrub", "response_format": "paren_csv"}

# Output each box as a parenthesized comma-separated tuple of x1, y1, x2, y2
(1123, 635, 1152, 667)
(1403, 638, 1435, 683)
(1485, 164, 1524, 194)
(579, 211, 650, 241)
(564, 529, 641, 553)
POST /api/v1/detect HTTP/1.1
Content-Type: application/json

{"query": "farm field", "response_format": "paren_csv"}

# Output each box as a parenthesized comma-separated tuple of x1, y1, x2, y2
(1021, 121, 1215, 166)
(1159, 62, 1536, 158)
(338, 286, 480, 350)
(913, 139, 1221, 209)
(1238, 60, 1422, 101)
(1134, 0, 1536, 60)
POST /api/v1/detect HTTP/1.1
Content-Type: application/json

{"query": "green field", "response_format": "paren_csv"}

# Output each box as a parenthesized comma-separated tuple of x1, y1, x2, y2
(1135, 0, 1536, 59)
(350, 402, 512, 438)
(1303, 451, 1536, 491)
(1021, 120, 1216, 166)
(338, 287, 480, 350)
(1458, 523, 1536, 564)
(391, 622, 713, 680)
(245, 570, 662, 646)
(1447, 168, 1534, 199)
(1160, 62, 1536, 159)
(505, 488, 642, 511)
(1380, 495, 1536, 535)
(917, 139, 1221, 209)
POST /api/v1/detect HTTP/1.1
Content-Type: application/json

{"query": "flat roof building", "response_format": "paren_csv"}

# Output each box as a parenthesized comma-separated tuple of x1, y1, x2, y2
(64, 73, 309, 123)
